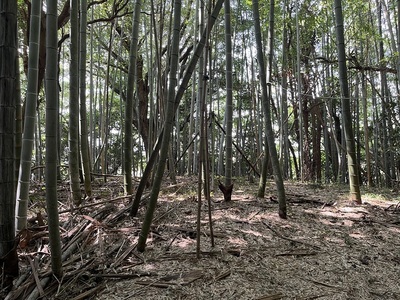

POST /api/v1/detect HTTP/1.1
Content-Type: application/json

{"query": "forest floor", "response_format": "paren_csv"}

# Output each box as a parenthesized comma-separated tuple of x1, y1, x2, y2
(4, 176, 400, 300)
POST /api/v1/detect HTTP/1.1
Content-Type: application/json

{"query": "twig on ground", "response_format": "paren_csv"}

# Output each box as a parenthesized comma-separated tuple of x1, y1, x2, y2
(214, 270, 231, 281)
(301, 277, 344, 291)
(262, 220, 321, 250)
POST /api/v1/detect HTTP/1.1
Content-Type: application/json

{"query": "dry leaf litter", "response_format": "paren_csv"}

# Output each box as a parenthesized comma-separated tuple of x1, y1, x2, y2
(3, 177, 400, 300)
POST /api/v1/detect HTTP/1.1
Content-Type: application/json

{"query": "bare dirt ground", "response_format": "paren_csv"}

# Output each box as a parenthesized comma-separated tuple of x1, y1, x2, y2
(4, 177, 400, 300)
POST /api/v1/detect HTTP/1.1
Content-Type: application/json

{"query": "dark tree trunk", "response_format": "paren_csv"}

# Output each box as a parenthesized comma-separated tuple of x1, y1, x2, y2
(134, 56, 150, 152)
(0, 0, 19, 291)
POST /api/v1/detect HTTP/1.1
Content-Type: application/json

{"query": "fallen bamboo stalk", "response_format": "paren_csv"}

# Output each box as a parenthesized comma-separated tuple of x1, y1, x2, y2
(59, 195, 132, 214)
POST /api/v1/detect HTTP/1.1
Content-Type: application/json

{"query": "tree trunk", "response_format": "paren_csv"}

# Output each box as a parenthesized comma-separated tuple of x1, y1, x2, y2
(187, 2, 200, 175)
(45, 0, 63, 278)
(0, 0, 19, 290)
(79, 0, 92, 198)
(334, 0, 362, 203)
(361, 69, 372, 186)
(69, 0, 82, 205)
(224, 0, 233, 193)
(15, 58, 22, 186)
(252, 0, 287, 218)
(15, 0, 41, 233)
(280, 2, 289, 179)
(124, 0, 142, 195)
(295, 2, 304, 181)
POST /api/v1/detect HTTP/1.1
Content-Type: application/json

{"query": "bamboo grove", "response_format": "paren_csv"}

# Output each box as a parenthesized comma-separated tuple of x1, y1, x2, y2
(18, 0, 400, 189)
(1, 0, 400, 280)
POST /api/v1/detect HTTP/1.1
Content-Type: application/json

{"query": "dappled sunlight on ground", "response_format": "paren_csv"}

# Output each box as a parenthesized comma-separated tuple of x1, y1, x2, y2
(8, 178, 400, 300)
(240, 229, 263, 237)
(348, 232, 367, 239)
(174, 237, 196, 249)
(227, 236, 248, 247)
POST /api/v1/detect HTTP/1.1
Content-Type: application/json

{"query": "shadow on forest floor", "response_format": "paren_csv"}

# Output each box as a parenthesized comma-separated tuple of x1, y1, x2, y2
(3, 177, 400, 299)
